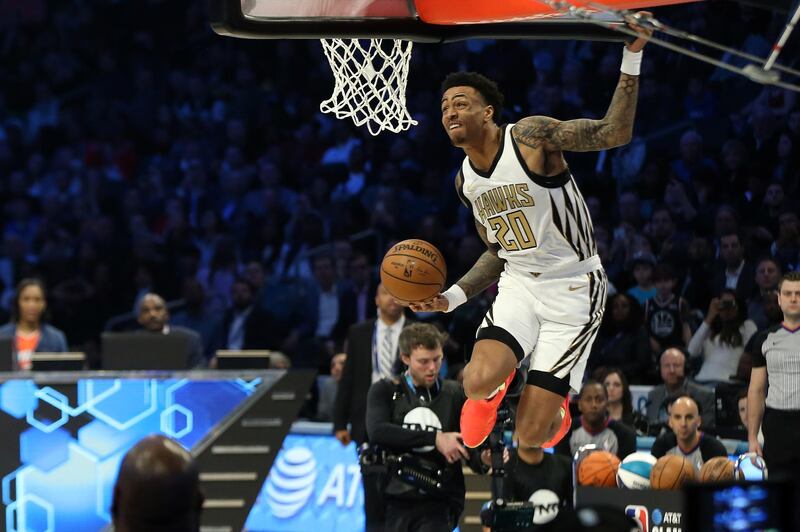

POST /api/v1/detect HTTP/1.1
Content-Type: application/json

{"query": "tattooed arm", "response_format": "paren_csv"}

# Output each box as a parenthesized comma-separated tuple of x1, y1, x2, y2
(513, 74, 639, 153)
(512, 14, 652, 153)
(408, 177, 505, 312)
(457, 222, 505, 298)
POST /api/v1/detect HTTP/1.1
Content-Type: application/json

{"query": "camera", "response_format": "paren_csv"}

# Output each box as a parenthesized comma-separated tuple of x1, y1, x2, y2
(358, 443, 455, 496)
(477, 398, 549, 531)
(719, 299, 736, 310)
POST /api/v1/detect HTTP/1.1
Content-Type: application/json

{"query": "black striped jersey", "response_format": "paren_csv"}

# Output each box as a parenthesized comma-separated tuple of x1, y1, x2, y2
(752, 323, 800, 410)
(456, 123, 597, 274)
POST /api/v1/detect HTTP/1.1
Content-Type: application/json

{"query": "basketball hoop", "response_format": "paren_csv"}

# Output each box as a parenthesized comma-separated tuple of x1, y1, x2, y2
(319, 38, 417, 136)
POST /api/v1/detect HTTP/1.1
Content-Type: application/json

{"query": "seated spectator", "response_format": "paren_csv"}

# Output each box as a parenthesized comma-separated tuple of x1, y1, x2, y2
(689, 289, 757, 384)
(771, 210, 800, 272)
(747, 257, 782, 329)
(0, 278, 68, 370)
(645, 264, 692, 354)
(317, 352, 346, 422)
(310, 254, 349, 351)
(220, 278, 275, 351)
(646, 348, 716, 430)
(601, 368, 648, 435)
(337, 251, 378, 333)
(555, 381, 636, 461)
(112, 434, 204, 532)
(137, 293, 206, 368)
(710, 232, 755, 303)
(482, 445, 573, 524)
(588, 293, 651, 382)
(737, 290, 784, 382)
(738, 388, 763, 446)
(627, 252, 657, 306)
(650, 394, 727, 472)
(170, 278, 222, 361)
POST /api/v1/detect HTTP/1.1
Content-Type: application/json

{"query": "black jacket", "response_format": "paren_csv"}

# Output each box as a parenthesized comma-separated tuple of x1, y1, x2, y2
(333, 317, 411, 444)
(219, 306, 277, 350)
(365, 376, 465, 505)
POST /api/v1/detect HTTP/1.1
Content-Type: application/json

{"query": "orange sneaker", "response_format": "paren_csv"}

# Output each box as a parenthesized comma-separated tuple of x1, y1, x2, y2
(460, 370, 515, 448)
(542, 396, 572, 448)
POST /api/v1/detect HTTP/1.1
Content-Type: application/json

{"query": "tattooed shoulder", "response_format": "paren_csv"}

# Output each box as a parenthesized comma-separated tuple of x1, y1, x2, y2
(512, 116, 561, 150)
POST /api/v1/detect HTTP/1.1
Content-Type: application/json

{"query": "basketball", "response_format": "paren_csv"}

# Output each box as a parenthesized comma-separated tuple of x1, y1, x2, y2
(577, 451, 620, 487)
(380, 239, 447, 303)
(650, 455, 696, 490)
(699, 456, 735, 482)
(616, 452, 657, 489)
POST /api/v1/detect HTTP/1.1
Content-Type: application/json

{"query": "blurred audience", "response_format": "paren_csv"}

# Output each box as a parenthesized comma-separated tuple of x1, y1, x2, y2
(0, 278, 67, 369)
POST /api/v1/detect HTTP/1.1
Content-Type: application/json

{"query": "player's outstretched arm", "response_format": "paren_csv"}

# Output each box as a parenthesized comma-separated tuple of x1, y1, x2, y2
(455, 234, 505, 300)
(512, 12, 653, 153)
(409, 222, 504, 313)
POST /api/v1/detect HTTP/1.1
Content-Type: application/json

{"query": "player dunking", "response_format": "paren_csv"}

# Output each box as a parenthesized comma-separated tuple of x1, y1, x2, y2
(410, 17, 653, 459)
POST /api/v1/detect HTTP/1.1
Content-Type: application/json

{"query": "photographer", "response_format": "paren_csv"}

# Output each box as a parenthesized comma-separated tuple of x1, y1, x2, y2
(688, 289, 757, 385)
(366, 323, 470, 531)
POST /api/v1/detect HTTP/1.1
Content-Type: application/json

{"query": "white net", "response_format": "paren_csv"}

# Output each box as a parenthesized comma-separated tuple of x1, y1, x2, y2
(319, 38, 417, 136)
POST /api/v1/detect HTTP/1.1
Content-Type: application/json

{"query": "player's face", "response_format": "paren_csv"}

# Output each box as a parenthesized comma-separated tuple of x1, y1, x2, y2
(668, 398, 701, 442)
(403, 346, 443, 388)
(441, 86, 489, 147)
(778, 280, 800, 320)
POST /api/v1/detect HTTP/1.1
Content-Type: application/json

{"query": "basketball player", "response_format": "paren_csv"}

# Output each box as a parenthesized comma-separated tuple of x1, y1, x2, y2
(410, 16, 653, 454)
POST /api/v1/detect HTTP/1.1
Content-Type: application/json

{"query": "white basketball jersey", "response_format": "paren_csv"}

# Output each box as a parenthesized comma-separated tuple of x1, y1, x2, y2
(457, 123, 598, 274)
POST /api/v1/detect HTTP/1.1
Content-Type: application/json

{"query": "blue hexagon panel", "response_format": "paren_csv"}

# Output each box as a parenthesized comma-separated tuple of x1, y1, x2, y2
(0, 377, 263, 531)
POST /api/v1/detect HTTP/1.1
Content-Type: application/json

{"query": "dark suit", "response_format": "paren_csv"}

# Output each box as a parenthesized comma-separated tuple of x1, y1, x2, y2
(334, 317, 408, 445)
(219, 306, 276, 350)
(137, 326, 206, 368)
(334, 316, 411, 532)
(710, 260, 755, 302)
(334, 279, 378, 345)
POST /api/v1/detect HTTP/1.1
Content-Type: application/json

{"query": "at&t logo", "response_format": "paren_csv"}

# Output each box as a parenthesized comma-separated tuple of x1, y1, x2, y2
(266, 445, 363, 519)
(266, 447, 317, 517)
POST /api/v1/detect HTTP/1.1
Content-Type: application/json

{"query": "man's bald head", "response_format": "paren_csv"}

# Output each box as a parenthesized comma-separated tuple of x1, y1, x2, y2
(112, 434, 203, 532)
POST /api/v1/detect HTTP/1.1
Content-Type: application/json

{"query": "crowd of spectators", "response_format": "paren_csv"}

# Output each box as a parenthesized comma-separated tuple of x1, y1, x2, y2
(0, 0, 797, 423)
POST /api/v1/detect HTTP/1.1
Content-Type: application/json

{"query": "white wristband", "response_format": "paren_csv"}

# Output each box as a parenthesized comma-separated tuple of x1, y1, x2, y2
(620, 48, 643, 76)
(442, 285, 467, 313)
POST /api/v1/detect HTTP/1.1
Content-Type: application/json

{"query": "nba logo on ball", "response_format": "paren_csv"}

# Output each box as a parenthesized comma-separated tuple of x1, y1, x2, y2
(617, 452, 657, 489)
(624, 505, 649, 532)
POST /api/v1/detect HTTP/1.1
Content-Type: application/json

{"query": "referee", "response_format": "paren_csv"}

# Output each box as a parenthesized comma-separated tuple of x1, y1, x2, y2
(747, 271, 800, 479)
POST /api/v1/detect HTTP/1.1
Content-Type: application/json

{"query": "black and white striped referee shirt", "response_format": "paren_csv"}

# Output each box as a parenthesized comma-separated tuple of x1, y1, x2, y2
(752, 323, 800, 410)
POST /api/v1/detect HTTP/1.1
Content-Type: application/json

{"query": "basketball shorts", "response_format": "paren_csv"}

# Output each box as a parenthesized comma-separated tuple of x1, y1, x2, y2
(476, 264, 607, 396)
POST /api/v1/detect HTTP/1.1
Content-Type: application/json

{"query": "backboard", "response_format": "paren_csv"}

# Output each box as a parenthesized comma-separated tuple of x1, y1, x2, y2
(213, 0, 701, 41)
(212, 0, 620, 42)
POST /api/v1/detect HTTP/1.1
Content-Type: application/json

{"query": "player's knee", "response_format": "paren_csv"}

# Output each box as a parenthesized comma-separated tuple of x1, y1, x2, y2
(515, 416, 551, 448)
(462, 363, 500, 400)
